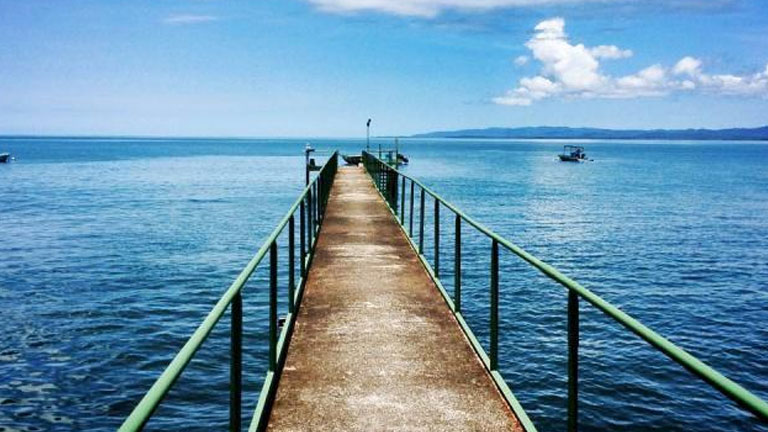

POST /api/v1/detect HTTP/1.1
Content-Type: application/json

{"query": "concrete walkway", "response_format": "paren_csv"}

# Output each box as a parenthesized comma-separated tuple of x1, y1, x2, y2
(266, 166, 524, 431)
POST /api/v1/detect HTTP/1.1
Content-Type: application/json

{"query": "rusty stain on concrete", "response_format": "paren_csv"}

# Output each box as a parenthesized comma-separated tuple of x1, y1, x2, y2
(266, 166, 524, 431)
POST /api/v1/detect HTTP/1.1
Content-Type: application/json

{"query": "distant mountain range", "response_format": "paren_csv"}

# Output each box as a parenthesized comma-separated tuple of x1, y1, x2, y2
(411, 126, 768, 140)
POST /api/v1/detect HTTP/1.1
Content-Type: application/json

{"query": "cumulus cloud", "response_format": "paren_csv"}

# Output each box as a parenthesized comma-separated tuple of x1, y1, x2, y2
(514, 55, 529, 66)
(163, 15, 218, 25)
(590, 45, 633, 59)
(494, 17, 768, 106)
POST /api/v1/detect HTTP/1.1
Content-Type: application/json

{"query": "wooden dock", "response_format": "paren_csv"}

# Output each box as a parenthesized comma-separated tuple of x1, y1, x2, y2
(266, 166, 524, 431)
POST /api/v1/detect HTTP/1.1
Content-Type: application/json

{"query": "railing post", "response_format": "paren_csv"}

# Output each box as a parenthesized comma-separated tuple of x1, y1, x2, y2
(269, 242, 278, 372)
(308, 189, 314, 249)
(392, 168, 398, 215)
(419, 188, 425, 254)
(315, 175, 323, 221)
(409, 181, 415, 237)
(454, 214, 461, 313)
(400, 175, 405, 225)
(313, 182, 318, 229)
(229, 291, 242, 432)
(434, 199, 440, 278)
(300, 201, 306, 277)
(490, 239, 499, 370)
(289, 215, 295, 313)
(568, 290, 580, 432)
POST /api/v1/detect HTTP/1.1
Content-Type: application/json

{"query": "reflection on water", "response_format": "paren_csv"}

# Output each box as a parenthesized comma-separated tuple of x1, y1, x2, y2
(1, 138, 767, 431)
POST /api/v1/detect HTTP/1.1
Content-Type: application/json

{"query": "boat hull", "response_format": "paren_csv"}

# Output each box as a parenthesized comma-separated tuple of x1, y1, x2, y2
(342, 155, 362, 165)
(558, 155, 583, 162)
(0, 153, 9, 163)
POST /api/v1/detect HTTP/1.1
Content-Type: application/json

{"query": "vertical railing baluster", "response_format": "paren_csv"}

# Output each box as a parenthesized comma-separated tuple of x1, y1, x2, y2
(419, 189, 425, 254)
(288, 215, 295, 313)
(392, 168, 398, 214)
(229, 291, 242, 432)
(568, 290, 580, 432)
(317, 176, 322, 222)
(434, 199, 440, 278)
(454, 214, 461, 313)
(313, 182, 318, 229)
(400, 175, 406, 225)
(269, 242, 278, 372)
(300, 201, 306, 277)
(409, 181, 415, 237)
(308, 189, 314, 250)
(490, 239, 499, 370)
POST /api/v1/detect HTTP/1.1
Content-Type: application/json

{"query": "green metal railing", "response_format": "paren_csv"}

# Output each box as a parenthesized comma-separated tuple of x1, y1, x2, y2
(362, 151, 768, 431)
(120, 152, 338, 432)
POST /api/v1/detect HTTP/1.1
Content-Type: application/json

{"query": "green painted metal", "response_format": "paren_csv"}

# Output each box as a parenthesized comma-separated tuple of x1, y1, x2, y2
(269, 242, 278, 372)
(454, 214, 461, 313)
(490, 239, 499, 371)
(568, 290, 579, 432)
(300, 202, 306, 277)
(230, 292, 242, 432)
(362, 151, 768, 429)
(400, 177, 406, 224)
(419, 189, 425, 254)
(363, 151, 537, 432)
(119, 152, 338, 432)
(409, 180, 414, 237)
(434, 200, 440, 278)
(289, 216, 296, 314)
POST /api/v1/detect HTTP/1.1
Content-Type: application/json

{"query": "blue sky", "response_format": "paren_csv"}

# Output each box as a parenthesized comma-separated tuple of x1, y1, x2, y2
(1, 0, 767, 137)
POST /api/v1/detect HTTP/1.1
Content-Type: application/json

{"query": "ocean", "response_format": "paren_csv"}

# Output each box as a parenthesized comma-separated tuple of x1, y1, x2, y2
(1, 137, 766, 431)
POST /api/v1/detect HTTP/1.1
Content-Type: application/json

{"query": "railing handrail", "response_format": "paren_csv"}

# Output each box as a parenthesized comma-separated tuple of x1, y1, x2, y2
(361, 151, 768, 425)
(120, 151, 339, 431)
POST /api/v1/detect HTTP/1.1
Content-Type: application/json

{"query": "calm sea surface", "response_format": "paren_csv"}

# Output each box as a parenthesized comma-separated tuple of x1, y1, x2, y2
(1, 137, 767, 431)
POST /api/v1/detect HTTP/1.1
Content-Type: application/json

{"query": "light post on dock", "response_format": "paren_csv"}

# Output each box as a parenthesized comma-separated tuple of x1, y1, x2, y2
(366, 118, 371, 153)
(304, 143, 315, 186)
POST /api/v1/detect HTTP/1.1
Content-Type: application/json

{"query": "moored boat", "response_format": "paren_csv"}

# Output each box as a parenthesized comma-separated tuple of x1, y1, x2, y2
(342, 154, 362, 165)
(558, 145, 588, 162)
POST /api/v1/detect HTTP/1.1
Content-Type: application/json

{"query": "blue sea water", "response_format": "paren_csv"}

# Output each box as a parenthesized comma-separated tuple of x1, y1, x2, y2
(0, 137, 766, 431)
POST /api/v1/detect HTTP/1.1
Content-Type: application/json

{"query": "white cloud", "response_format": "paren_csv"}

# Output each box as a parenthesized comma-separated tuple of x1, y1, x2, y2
(673, 56, 702, 76)
(590, 45, 633, 59)
(514, 55, 529, 66)
(305, 0, 734, 18)
(495, 17, 768, 106)
(306, 0, 614, 18)
(163, 15, 218, 25)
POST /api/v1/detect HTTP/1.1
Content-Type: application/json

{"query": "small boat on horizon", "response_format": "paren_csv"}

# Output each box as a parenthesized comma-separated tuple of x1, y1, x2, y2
(558, 145, 590, 162)
(0, 153, 10, 163)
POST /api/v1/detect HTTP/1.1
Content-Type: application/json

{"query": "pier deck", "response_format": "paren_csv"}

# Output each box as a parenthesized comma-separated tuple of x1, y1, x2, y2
(266, 166, 523, 431)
